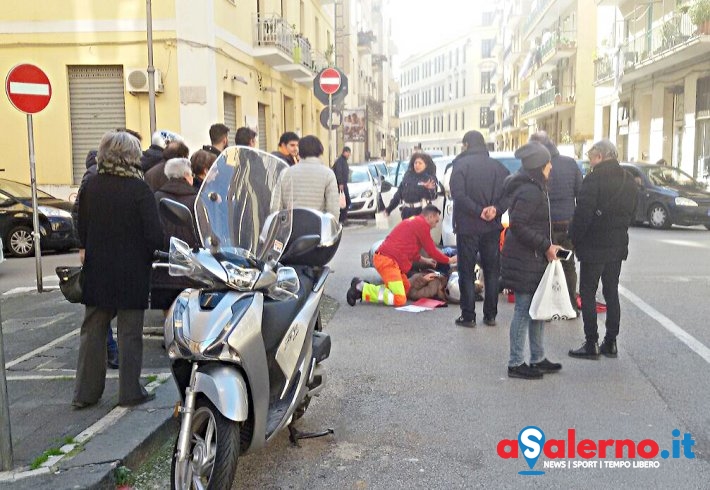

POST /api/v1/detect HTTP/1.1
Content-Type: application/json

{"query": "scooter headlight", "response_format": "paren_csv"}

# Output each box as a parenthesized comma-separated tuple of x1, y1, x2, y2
(221, 261, 260, 290)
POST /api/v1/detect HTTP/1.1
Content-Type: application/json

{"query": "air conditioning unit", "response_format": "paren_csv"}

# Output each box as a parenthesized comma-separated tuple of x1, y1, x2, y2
(126, 68, 164, 93)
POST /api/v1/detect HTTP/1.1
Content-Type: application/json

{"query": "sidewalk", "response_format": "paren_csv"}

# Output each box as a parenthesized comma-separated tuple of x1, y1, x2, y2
(0, 289, 178, 489)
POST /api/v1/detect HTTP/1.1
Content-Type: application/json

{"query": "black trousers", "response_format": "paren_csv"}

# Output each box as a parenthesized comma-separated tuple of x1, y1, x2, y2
(579, 260, 622, 342)
(457, 230, 500, 321)
(74, 306, 146, 405)
(339, 184, 351, 223)
(400, 206, 422, 220)
(551, 226, 578, 308)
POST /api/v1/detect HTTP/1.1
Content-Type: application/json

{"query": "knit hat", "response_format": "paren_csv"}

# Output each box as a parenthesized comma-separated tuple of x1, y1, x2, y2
(514, 142, 551, 170)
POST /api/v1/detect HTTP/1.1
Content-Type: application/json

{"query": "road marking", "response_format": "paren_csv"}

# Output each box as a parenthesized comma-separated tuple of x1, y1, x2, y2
(6, 370, 171, 381)
(620, 285, 710, 364)
(5, 327, 79, 369)
(2, 286, 58, 296)
(659, 239, 709, 249)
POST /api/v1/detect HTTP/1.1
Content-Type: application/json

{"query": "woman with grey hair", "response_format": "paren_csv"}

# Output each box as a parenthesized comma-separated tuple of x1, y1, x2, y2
(73, 130, 164, 409)
(152, 157, 200, 312)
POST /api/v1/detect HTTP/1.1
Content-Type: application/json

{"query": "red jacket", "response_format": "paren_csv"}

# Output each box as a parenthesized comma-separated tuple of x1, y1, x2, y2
(376, 215, 450, 273)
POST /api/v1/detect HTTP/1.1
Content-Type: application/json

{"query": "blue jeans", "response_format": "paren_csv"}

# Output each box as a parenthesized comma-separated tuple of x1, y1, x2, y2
(107, 324, 118, 354)
(508, 293, 545, 367)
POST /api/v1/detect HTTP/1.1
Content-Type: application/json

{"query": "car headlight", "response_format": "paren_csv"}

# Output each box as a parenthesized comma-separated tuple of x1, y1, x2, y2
(674, 197, 698, 207)
(38, 206, 71, 218)
(220, 261, 260, 290)
(361, 190, 373, 198)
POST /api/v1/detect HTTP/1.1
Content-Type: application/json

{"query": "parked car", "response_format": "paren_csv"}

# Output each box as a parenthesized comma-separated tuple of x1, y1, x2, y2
(347, 164, 392, 218)
(0, 178, 79, 257)
(621, 163, 710, 229)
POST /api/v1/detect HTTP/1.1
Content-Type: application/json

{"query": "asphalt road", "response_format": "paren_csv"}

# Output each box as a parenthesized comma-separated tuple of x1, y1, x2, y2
(0, 248, 80, 294)
(3, 224, 710, 487)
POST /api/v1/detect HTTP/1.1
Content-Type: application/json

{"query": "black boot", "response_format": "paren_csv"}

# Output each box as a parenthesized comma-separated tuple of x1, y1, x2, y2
(600, 339, 618, 358)
(346, 278, 362, 307)
(568, 340, 600, 360)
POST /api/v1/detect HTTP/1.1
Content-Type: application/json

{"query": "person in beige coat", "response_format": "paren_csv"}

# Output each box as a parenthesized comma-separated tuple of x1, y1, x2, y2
(275, 135, 339, 217)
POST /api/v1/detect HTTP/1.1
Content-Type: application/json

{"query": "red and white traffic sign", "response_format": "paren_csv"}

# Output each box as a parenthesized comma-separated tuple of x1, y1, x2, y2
(318, 68, 341, 95)
(5, 64, 52, 114)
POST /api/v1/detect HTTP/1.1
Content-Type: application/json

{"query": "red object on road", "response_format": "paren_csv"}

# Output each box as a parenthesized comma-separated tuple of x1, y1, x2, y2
(5, 64, 52, 114)
(318, 67, 341, 95)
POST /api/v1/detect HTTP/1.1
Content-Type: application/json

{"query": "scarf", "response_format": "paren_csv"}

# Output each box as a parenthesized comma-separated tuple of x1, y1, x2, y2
(98, 158, 144, 179)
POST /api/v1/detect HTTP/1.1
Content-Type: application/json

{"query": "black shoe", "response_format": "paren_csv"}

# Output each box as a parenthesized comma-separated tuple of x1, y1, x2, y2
(508, 363, 543, 380)
(600, 339, 618, 358)
(455, 316, 476, 328)
(483, 317, 497, 326)
(568, 341, 601, 359)
(346, 278, 362, 307)
(531, 358, 562, 373)
(107, 351, 119, 370)
(119, 391, 156, 407)
(71, 400, 98, 410)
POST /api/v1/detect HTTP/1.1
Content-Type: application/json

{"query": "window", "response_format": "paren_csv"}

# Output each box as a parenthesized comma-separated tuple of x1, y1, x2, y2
(462, 78, 466, 96)
(480, 107, 491, 127)
(482, 11, 494, 25)
(461, 110, 465, 128)
(482, 39, 494, 58)
(481, 71, 494, 94)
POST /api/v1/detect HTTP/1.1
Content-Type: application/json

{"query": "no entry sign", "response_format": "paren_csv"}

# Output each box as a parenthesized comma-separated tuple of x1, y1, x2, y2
(318, 68, 341, 95)
(5, 64, 52, 114)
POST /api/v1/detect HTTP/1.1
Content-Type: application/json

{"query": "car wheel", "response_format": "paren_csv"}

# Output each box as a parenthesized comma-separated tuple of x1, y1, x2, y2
(7, 225, 35, 257)
(648, 204, 671, 229)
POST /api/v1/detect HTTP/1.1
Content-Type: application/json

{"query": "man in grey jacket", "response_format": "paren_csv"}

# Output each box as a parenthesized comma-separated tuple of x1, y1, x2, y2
(529, 131, 582, 313)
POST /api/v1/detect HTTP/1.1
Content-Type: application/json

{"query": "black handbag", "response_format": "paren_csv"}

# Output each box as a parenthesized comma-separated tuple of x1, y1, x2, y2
(55, 266, 83, 303)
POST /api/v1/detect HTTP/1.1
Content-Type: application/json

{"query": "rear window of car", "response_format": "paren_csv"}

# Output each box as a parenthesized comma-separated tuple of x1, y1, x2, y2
(497, 158, 521, 174)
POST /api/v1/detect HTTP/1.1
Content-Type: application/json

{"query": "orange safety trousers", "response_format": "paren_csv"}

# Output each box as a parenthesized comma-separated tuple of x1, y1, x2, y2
(361, 253, 410, 306)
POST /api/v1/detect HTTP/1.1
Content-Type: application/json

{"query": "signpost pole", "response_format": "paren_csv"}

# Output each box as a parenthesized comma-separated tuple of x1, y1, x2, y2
(0, 302, 12, 471)
(27, 114, 43, 293)
(328, 93, 333, 166)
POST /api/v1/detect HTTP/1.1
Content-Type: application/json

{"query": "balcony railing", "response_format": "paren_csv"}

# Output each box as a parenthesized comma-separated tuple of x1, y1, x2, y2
(293, 35, 313, 70)
(367, 96, 383, 118)
(502, 116, 515, 129)
(539, 31, 577, 60)
(358, 30, 376, 49)
(311, 51, 329, 72)
(521, 86, 556, 118)
(593, 54, 614, 85)
(523, 0, 553, 37)
(253, 14, 294, 56)
(623, 12, 697, 68)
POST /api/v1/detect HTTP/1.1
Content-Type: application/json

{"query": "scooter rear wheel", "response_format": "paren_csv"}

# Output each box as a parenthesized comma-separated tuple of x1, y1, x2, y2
(170, 398, 240, 489)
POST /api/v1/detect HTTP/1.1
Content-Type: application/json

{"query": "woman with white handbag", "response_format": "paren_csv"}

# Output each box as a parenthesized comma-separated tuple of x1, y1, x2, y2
(500, 142, 564, 380)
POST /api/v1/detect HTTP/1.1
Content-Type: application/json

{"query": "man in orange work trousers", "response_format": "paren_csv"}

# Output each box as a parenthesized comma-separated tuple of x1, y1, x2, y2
(347, 205, 457, 307)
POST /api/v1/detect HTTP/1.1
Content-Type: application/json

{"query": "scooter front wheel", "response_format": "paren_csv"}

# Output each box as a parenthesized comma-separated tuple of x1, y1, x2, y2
(171, 398, 240, 489)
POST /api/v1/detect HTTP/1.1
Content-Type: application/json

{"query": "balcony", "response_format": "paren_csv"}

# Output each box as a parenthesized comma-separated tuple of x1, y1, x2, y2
(523, 0, 576, 40)
(538, 31, 577, 65)
(593, 54, 614, 85)
(619, 11, 708, 85)
(367, 96, 384, 118)
(521, 85, 575, 120)
(358, 30, 376, 53)
(253, 14, 294, 66)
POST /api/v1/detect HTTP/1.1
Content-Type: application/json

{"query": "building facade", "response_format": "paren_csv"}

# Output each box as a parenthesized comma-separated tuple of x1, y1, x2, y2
(593, 0, 710, 179)
(397, 13, 499, 160)
(489, 0, 598, 156)
(0, 0, 337, 197)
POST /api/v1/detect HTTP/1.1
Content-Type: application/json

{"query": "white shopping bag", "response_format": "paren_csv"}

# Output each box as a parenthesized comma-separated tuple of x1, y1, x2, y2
(375, 211, 389, 230)
(529, 260, 577, 320)
(339, 191, 347, 209)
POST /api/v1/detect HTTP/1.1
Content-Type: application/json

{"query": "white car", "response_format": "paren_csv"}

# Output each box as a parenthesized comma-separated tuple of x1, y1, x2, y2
(0, 238, 4, 264)
(442, 152, 521, 247)
(348, 165, 392, 218)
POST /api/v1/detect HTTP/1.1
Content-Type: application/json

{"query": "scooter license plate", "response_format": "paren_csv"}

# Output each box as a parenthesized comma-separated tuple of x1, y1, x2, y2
(361, 252, 371, 268)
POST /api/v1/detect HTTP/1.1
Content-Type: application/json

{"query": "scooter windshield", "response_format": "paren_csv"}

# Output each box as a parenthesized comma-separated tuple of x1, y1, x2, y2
(194, 146, 292, 264)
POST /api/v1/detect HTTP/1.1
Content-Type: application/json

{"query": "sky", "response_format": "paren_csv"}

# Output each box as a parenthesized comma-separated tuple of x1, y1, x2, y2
(387, 0, 479, 69)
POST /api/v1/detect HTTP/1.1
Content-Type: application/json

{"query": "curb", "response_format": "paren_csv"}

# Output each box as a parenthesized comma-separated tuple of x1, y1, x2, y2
(2, 379, 179, 490)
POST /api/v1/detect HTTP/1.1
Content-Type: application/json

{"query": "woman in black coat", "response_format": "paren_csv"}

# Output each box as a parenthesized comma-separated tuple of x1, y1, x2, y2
(384, 152, 438, 219)
(152, 158, 200, 312)
(74, 130, 164, 408)
(500, 142, 562, 381)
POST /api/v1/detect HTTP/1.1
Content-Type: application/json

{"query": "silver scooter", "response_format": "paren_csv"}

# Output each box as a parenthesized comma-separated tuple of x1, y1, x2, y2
(158, 147, 341, 489)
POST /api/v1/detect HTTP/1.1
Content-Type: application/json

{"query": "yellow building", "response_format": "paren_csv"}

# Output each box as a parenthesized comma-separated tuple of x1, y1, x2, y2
(0, 0, 335, 198)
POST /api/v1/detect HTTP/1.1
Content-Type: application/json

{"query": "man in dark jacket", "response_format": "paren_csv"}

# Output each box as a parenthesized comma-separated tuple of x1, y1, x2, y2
(141, 129, 181, 172)
(333, 146, 351, 223)
(144, 141, 190, 192)
(568, 140, 638, 360)
(272, 132, 300, 166)
(529, 131, 582, 313)
(203, 123, 230, 156)
(450, 130, 510, 327)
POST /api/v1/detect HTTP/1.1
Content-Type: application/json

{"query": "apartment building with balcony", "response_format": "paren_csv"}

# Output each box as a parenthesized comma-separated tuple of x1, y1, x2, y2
(489, 0, 597, 155)
(398, 12, 499, 159)
(593, 0, 710, 179)
(0, 0, 334, 196)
